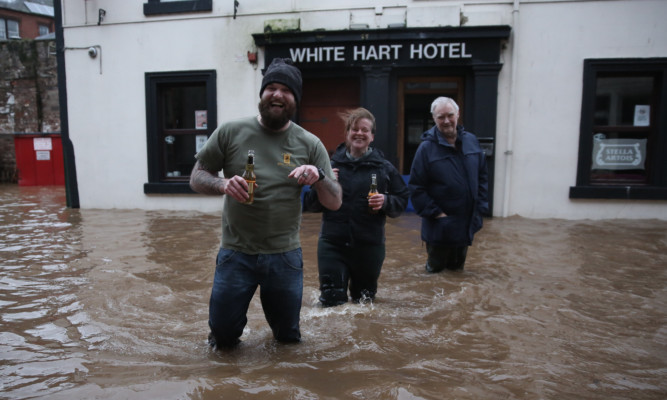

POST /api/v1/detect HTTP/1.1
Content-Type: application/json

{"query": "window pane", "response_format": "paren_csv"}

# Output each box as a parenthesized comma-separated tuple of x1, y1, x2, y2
(159, 83, 206, 129)
(594, 76, 653, 126)
(0, 19, 6, 40)
(590, 74, 655, 185)
(39, 25, 49, 36)
(158, 82, 207, 179)
(8, 20, 19, 39)
(162, 133, 202, 178)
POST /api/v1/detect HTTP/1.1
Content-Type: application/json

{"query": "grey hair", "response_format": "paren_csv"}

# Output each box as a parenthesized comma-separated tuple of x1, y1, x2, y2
(430, 97, 459, 114)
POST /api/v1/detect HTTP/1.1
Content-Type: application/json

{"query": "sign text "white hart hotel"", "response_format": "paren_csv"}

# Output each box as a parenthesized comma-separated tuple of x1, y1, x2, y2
(289, 42, 473, 63)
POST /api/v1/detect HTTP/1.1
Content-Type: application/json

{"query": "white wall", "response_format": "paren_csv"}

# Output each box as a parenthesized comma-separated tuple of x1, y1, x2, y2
(494, 0, 667, 219)
(61, 0, 667, 218)
(63, 2, 286, 211)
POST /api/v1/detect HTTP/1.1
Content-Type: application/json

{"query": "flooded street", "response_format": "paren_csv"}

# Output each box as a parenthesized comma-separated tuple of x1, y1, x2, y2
(1, 185, 666, 399)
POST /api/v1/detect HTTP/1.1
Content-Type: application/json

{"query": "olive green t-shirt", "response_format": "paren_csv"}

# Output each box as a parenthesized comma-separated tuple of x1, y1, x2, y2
(195, 116, 334, 254)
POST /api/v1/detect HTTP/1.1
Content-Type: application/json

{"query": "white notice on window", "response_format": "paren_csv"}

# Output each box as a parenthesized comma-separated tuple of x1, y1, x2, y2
(634, 105, 650, 126)
(195, 135, 208, 153)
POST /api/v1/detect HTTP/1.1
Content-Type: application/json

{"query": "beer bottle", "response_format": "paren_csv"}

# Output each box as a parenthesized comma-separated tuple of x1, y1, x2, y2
(242, 150, 256, 204)
(368, 173, 378, 214)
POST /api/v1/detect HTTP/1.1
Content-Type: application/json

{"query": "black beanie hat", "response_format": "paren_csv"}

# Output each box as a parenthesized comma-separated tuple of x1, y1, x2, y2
(260, 58, 303, 104)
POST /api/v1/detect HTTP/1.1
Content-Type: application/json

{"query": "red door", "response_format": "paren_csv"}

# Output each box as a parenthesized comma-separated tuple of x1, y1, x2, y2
(14, 135, 65, 186)
(299, 77, 360, 156)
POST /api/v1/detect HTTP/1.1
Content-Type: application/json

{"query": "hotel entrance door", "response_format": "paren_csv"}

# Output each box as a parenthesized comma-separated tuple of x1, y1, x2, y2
(397, 77, 463, 174)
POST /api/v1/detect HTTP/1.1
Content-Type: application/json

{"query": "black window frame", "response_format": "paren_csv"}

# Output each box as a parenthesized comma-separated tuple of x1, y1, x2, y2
(570, 58, 667, 200)
(144, 70, 217, 194)
(143, 0, 212, 16)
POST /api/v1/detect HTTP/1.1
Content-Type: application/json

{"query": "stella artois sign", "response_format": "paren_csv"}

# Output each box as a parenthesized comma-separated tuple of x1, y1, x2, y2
(592, 138, 647, 170)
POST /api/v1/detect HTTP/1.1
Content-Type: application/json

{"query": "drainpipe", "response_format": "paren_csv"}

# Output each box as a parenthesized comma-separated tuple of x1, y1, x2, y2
(54, 0, 80, 208)
(502, 0, 520, 217)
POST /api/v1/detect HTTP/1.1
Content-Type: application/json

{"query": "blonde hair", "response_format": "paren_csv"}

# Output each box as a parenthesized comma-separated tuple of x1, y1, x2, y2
(339, 107, 376, 135)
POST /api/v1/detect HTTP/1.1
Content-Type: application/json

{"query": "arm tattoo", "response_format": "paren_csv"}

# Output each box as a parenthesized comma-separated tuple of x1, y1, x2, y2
(190, 161, 225, 195)
(316, 176, 341, 197)
(313, 176, 342, 210)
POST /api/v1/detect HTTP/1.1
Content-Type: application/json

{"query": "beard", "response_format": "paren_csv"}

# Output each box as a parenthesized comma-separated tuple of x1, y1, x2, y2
(258, 97, 296, 131)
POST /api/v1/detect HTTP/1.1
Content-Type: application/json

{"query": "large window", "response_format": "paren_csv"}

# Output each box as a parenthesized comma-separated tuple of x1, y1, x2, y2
(0, 17, 20, 40)
(144, 70, 216, 194)
(570, 59, 667, 200)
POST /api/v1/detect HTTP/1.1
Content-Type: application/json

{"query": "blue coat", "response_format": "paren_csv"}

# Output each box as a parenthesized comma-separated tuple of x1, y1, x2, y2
(408, 125, 489, 246)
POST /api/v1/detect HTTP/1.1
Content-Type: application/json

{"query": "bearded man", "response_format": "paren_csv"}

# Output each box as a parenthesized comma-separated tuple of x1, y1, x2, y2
(190, 58, 341, 348)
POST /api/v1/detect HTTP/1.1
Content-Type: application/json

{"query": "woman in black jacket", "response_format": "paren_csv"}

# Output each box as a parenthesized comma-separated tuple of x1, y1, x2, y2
(304, 108, 409, 307)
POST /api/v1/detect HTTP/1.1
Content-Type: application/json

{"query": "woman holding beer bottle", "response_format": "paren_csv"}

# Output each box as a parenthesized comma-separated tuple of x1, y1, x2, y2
(303, 108, 409, 307)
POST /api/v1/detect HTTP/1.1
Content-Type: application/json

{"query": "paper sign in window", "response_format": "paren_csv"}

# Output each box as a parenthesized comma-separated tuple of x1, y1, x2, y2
(633, 105, 650, 127)
(195, 110, 207, 129)
(195, 135, 208, 153)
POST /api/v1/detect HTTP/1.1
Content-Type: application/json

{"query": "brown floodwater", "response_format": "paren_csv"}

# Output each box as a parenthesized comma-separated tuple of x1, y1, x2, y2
(0, 185, 665, 400)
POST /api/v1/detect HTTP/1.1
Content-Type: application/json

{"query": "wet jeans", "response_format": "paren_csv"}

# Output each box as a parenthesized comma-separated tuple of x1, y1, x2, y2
(208, 247, 303, 347)
(425, 243, 468, 272)
(317, 238, 385, 307)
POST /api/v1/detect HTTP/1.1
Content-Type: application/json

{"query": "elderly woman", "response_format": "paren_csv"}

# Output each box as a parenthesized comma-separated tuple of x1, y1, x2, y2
(304, 107, 409, 307)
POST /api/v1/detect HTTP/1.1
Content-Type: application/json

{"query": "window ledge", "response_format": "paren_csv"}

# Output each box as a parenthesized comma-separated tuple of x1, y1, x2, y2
(569, 185, 667, 200)
(144, 182, 196, 194)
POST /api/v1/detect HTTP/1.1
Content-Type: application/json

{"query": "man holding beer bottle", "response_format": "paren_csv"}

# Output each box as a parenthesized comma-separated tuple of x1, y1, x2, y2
(190, 58, 341, 348)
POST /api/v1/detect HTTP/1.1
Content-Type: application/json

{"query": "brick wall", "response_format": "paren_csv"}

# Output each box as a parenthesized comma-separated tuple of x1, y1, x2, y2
(0, 39, 60, 183)
(0, 135, 16, 182)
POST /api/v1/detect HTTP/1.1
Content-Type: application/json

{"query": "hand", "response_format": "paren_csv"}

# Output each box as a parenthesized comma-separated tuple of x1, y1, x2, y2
(368, 194, 385, 212)
(223, 175, 255, 203)
(288, 165, 318, 185)
(332, 168, 339, 181)
(435, 212, 447, 218)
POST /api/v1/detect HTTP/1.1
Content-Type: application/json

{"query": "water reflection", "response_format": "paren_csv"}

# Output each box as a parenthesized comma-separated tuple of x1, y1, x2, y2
(1, 185, 665, 399)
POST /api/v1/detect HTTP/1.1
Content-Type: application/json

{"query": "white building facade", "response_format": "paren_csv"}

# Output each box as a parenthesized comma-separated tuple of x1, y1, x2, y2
(58, 0, 667, 219)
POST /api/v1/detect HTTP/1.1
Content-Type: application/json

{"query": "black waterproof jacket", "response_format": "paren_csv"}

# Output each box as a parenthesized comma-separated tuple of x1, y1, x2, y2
(408, 125, 489, 246)
(303, 143, 409, 247)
